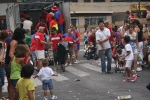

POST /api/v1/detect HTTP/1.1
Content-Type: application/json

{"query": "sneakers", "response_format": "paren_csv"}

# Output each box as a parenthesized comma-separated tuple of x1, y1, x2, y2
(131, 75, 137, 82)
(51, 95, 57, 99)
(125, 77, 132, 81)
(43, 96, 48, 100)
(74, 60, 79, 63)
(137, 67, 142, 72)
(65, 63, 68, 66)
(69, 63, 72, 66)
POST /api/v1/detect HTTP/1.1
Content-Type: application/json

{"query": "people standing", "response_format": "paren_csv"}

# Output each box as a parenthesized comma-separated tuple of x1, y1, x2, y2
(49, 27, 62, 71)
(52, 5, 64, 34)
(33, 59, 58, 100)
(25, 29, 31, 47)
(23, 16, 33, 35)
(62, 29, 76, 66)
(72, 26, 80, 63)
(96, 20, 113, 74)
(0, 31, 8, 100)
(84, 28, 90, 50)
(35, 27, 52, 70)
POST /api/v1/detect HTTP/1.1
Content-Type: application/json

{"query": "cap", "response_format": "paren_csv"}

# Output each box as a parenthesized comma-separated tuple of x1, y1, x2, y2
(51, 6, 58, 11)
(146, 3, 150, 7)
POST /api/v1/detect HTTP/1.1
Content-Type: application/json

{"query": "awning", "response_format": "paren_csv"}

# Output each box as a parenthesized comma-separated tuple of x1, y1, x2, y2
(70, 11, 113, 14)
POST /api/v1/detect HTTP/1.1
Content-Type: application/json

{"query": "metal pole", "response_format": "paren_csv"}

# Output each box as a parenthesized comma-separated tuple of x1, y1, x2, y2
(138, 0, 140, 15)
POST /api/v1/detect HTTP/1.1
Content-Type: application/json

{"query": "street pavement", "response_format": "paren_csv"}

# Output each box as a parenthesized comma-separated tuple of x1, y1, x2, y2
(2, 49, 150, 100)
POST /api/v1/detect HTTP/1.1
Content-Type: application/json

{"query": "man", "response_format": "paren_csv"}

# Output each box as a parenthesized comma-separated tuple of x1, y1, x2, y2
(46, 9, 54, 26)
(35, 27, 52, 70)
(96, 20, 113, 74)
(35, 19, 49, 34)
(39, 8, 48, 22)
(124, 11, 134, 24)
(62, 29, 76, 66)
(72, 26, 80, 63)
(49, 27, 62, 71)
(52, 5, 64, 34)
(23, 16, 33, 34)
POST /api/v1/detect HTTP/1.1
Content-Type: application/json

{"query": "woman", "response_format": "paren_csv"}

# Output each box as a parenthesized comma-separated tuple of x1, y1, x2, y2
(5, 28, 28, 100)
(132, 20, 143, 72)
(0, 31, 8, 100)
(84, 28, 90, 50)
(112, 26, 121, 45)
(124, 25, 139, 75)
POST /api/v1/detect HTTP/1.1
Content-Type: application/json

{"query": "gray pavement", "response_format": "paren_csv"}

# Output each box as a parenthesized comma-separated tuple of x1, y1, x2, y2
(2, 49, 150, 100)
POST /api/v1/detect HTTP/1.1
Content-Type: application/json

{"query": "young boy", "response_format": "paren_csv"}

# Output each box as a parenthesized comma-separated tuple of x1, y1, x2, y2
(121, 36, 137, 82)
(16, 64, 35, 100)
(33, 59, 58, 100)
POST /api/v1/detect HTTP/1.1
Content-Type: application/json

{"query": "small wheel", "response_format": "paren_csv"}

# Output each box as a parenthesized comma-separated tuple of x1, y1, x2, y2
(114, 68, 117, 73)
(87, 56, 90, 60)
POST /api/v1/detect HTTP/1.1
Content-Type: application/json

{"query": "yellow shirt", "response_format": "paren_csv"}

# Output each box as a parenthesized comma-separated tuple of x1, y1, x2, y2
(16, 78, 35, 100)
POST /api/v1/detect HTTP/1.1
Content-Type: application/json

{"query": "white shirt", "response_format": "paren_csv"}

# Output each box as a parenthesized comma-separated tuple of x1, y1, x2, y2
(96, 27, 111, 50)
(37, 67, 54, 81)
(23, 20, 33, 30)
(125, 44, 134, 61)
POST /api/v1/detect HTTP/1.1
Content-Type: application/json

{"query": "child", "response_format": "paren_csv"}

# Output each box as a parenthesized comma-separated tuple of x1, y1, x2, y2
(121, 36, 137, 82)
(10, 44, 27, 100)
(33, 59, 58, 100)
(88, 42, 94, 53)
(117, 47, 126, 68)
(112, 42, 117, 66)
(16, 64, 35, 100)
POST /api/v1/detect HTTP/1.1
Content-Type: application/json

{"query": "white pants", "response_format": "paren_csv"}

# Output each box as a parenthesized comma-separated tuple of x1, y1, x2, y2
(125, 60, 133, 68)
(139, 42, 143, 58)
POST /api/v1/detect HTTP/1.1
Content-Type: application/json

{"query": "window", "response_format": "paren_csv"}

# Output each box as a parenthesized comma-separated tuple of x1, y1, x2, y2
(0, 0, 17, 3)
(84, 0, 91, 2)
(93, 0, 105, 2)
(111, 0, 149, 2)
(85, 16, 106, 26)
(64, 0, 78, 2)
(71, 17, 79, 26)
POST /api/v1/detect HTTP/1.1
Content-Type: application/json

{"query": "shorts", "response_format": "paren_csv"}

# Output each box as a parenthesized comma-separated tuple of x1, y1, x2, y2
(69, 47, 73, 56)
(133, 49, 138, 54)
(74, 43, 80, 51)
(10, 79, 19, 87)
(5, 64, 10, 78)
(0, 68, 4, 88)
(42, 79, 53, 90)
(58, 24, 63, 32)
(125, 60, 133, 68)
(53, 50, 58, 63)
(31, 51, 37, 60)
(35, 50, 45, 59)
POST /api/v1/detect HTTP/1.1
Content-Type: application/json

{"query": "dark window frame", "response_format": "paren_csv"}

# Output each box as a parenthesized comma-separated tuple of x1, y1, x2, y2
(84, 0, 91, 2)
(93, 0, 105, 2)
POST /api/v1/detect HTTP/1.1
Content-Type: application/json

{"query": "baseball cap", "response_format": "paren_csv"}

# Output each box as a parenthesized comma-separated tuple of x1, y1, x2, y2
(146, 3, 150, 7)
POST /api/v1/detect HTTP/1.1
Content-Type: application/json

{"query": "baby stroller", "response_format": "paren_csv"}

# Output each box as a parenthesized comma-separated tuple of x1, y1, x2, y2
(143, 45, 150, 68)
(83, 46, 98, 60)
(57, 42, 69, 72)
(114, 46, 126, 73)
(44, 48, 54, 66)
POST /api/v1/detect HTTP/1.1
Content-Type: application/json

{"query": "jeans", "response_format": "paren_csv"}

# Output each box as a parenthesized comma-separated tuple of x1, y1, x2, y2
(0, 67, 4, 88)
(99, 48, 112, 72)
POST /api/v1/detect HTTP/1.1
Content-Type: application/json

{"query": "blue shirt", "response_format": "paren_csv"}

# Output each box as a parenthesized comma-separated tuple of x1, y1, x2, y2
(62, 33, 76, 41)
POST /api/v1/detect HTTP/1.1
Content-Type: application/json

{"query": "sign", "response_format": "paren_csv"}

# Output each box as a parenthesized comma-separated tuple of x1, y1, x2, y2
(131, 4, 146, 11)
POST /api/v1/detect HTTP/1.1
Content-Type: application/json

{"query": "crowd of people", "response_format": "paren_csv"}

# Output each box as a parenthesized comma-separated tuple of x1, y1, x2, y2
(0, 2, 150, 100)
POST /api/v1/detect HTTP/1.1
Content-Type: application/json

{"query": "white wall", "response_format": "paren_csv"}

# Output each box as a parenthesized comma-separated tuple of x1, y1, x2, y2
(0, 3, 8, 16)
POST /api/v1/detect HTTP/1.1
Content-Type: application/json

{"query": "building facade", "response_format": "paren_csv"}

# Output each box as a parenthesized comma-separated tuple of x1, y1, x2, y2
(68, 0, 149, 29)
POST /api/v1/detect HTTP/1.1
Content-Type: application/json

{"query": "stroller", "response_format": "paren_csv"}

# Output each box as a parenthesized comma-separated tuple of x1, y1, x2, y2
(143, 45, 150, 68)
(114, 46, 126, 73)
(83, 45, 98, 60)
(57, 42, 69, 72)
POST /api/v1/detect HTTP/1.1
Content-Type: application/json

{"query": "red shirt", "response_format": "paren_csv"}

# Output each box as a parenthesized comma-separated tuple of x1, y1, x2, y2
(50, 34, 62, 50)
(35, 23, 48, 33)
(35, 32, 45, 50)
(46, 13, 53, 23)
(20, 13, 28, 19)
(30, 35, 36, 51)
(107, 26, 114, 42)
(73, 31, 80, 43)
(112, 47, 116, 57)
(88, 34, 96, 42)
(39, 13, 47, 21)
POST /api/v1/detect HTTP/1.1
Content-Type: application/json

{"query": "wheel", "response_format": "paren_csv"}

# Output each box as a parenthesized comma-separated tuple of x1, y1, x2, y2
(87, 56, 91, 60)
(114, 68, 117, 73)
(93, 54, 98, 60)
(61, 65, 65, 72)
